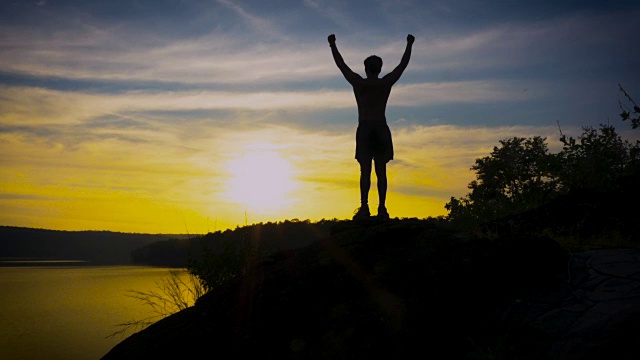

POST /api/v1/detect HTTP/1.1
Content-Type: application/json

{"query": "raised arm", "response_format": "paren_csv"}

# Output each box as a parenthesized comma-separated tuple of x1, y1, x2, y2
(328, 34, 362, 85)
(383, 34, 414, 84)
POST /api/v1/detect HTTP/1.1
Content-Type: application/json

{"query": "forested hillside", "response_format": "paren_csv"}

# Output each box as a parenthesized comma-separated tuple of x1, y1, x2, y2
(0, 226, 191, 265)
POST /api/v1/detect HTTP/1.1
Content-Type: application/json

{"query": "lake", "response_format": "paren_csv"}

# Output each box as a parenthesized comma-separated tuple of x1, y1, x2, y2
(0, 264, 198, 360)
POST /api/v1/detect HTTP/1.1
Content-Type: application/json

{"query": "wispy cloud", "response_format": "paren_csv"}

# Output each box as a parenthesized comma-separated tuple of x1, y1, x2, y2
(392, 80, 545, 105)
(216, 0, 285, 39)
(2, 9, 634, 88)
(303, 0, 356, 30)
(0, 82, 543, 139)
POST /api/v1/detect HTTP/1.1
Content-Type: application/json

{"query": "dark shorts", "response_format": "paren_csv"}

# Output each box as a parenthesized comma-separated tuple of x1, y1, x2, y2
(355, 122, 394, 163)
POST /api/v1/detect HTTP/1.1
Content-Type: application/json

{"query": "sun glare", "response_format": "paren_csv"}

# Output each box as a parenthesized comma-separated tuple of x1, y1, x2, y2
(224, 150, 297, 213)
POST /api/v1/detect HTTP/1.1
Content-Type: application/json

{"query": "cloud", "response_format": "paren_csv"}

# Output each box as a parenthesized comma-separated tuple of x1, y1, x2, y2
(383, 9, 640, 76)
(0, 80, 543, 128)
(2, 7, 635, 88)
(0, 193, 55, 200)
(0, 34, 335, 86)
(303, 0, 356, 30)
(392, 80, 544, 105)
(216, 0, 285, 39)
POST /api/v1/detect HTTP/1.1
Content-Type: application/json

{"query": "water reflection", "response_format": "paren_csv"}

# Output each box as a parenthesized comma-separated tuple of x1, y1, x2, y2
(0, 265, 193, 360)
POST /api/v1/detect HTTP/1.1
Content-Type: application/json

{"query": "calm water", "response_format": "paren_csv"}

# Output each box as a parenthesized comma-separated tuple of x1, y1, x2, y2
(0, 264, 196, 360)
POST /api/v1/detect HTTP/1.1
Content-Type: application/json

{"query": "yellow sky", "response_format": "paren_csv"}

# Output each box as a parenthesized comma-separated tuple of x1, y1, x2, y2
(0, 84, 568, 233)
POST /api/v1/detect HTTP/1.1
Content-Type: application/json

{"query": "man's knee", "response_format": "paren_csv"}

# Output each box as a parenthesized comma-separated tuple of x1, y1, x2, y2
(374, 160, 387, 172)
(359, 160, 373, 171)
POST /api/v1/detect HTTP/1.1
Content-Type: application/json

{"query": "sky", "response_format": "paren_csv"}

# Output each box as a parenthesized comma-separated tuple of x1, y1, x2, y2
(1, 0, 639, 234)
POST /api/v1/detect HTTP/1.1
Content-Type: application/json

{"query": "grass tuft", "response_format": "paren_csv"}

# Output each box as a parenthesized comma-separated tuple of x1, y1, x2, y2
(107, 269, 205, 339)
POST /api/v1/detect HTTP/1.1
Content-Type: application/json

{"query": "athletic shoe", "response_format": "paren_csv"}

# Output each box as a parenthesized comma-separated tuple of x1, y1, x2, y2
(376, 206, 390, 220)
(352, 205, 370, 220)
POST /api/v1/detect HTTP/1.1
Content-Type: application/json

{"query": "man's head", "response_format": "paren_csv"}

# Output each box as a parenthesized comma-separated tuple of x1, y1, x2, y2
(364, 55, 382, 77)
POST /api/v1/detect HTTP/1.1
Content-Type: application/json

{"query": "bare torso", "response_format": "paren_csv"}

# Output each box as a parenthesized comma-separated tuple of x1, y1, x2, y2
(353, 77, 393, 124)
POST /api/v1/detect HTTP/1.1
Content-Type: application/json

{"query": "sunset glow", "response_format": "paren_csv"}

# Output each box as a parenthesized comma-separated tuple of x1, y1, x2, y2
(0, 0, 638, 233)
(225, 149, 298, 213)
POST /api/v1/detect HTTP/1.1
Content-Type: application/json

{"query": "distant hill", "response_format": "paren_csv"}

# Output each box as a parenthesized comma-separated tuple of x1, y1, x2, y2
(0, 226, 193, 265)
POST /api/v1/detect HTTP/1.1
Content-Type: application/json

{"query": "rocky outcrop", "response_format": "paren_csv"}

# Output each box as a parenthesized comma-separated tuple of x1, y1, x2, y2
(101, 218, 637, 359)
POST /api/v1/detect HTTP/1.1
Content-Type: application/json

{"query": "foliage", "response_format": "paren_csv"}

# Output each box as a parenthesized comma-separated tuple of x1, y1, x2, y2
(108, 269, 205, 339)
(556, 123, 639, 192)
(446, 136, 559, 227)
(132, 218, 337, 267)
(184, 219, 347, 293)
(619, 83, 640, 129)
(446, 87, 640, 228)
(187, 235, 262, 293)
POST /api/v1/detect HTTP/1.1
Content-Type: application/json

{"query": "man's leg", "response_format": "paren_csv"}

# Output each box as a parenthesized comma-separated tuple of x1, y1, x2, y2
(353, 160, 372, 219)
(374, 160, 387, 208)
(374, 160, 389, 219)
(359, 160, 372, 207)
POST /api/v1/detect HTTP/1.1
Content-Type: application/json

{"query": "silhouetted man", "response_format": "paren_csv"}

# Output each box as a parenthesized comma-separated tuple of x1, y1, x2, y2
(328, 33, 414, 220)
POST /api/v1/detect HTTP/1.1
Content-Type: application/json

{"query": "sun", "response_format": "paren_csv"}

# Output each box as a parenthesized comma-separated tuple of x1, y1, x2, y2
(224, 150, 297, 213)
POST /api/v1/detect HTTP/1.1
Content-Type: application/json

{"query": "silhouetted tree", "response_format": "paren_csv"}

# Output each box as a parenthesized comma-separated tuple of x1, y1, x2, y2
(617, 84, 640, 176)
(556, 123, 639, 192)
(446, 136, 558, 226)
(183, 219, 341, 292)
(187, 239, 256, 292)
(446, 122, 639, 227)
(619, 83, 640, 129)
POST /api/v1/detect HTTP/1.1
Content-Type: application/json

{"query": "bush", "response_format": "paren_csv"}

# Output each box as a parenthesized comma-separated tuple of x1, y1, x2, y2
(446, 87, 640, 227)
(187, 236, 261, 293)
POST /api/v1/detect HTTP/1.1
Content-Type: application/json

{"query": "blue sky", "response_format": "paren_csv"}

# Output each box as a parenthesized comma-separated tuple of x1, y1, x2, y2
(1, 0, 639, 233)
